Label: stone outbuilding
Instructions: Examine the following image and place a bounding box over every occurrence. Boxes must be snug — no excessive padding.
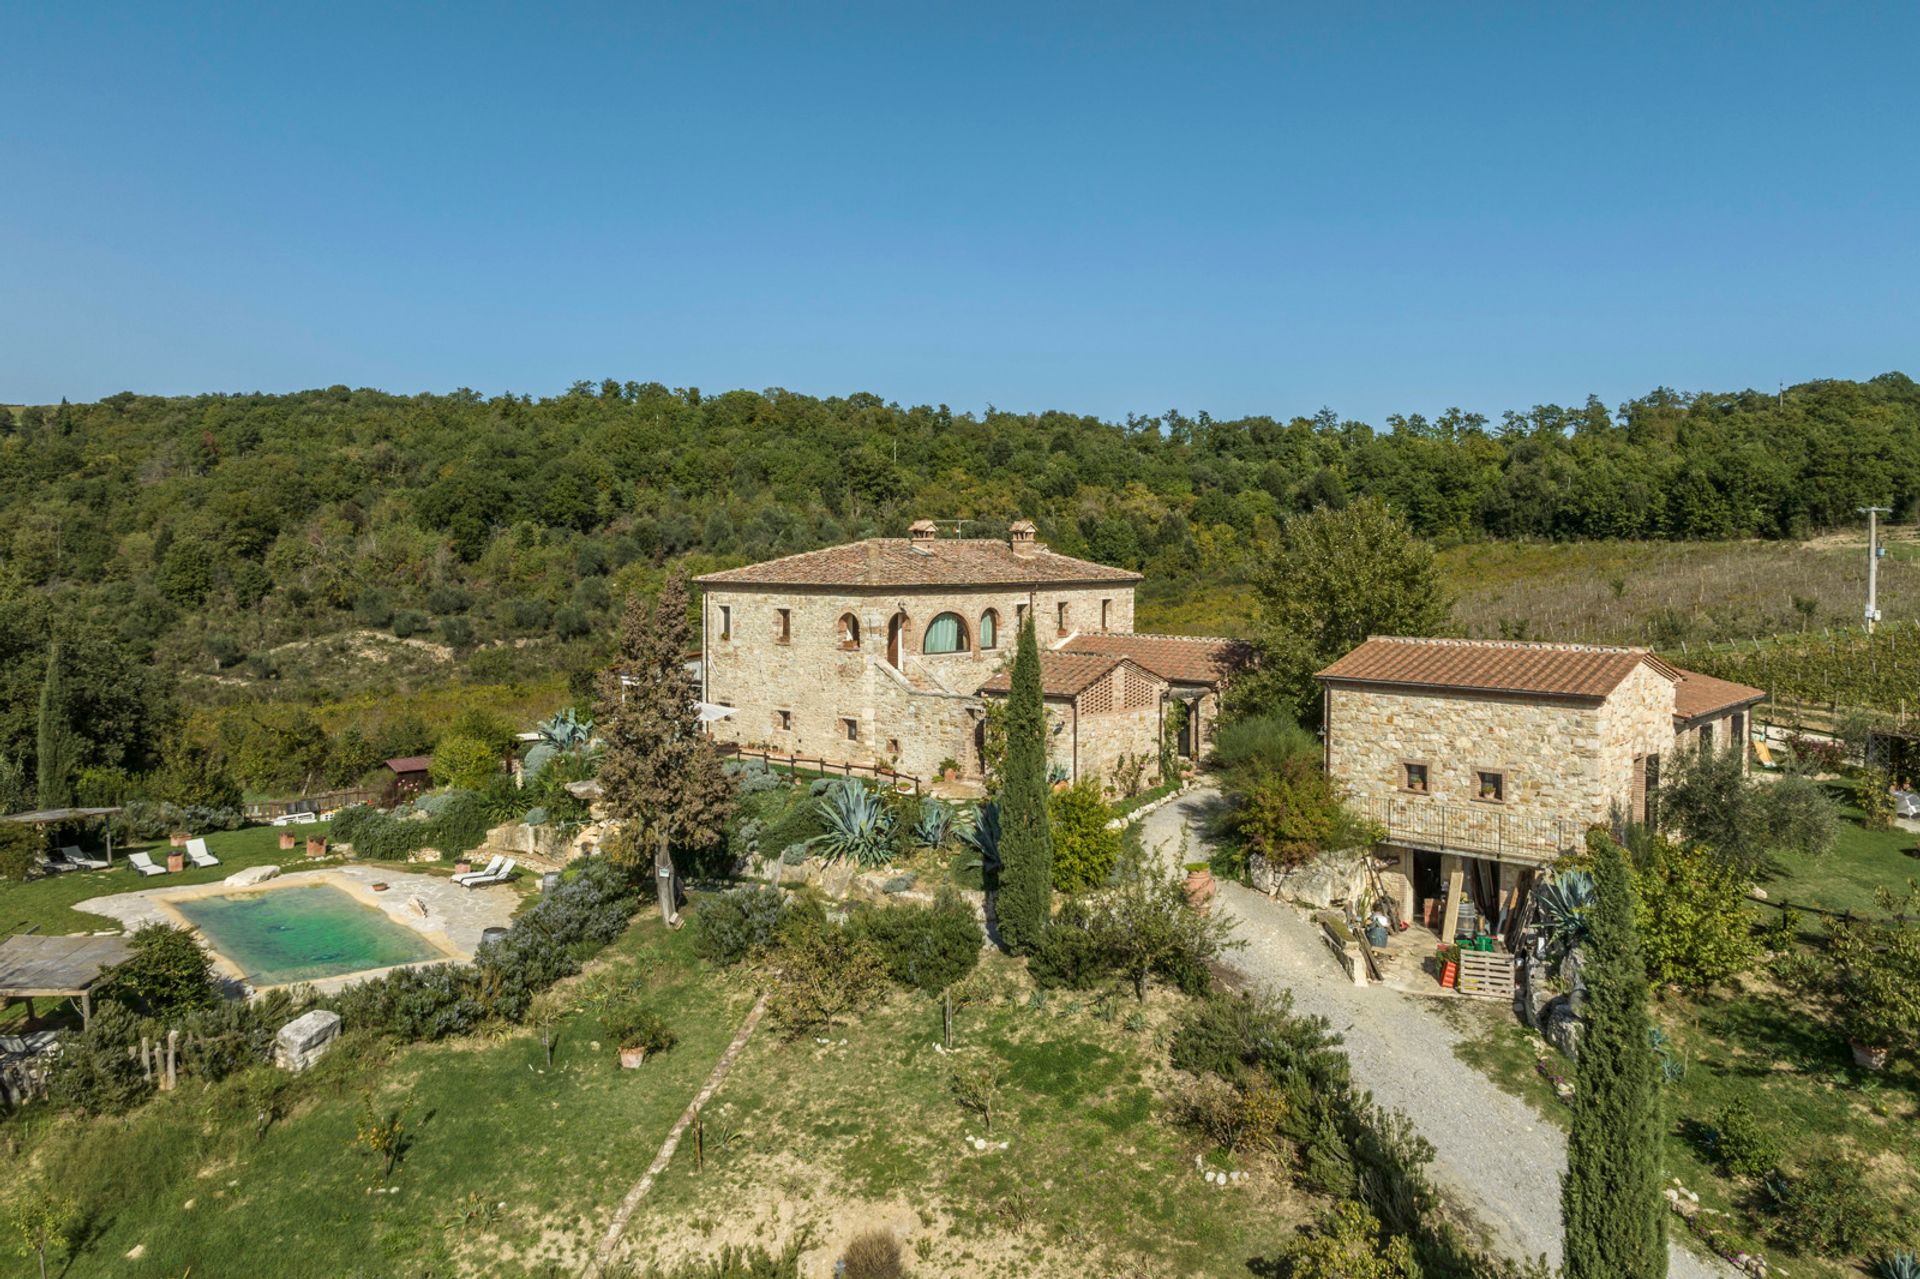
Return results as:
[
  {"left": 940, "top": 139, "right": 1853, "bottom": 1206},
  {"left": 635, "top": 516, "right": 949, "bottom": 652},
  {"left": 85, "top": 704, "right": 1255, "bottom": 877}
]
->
[
  {"left": 1316, "top": 636, "right": 1765, "bottom": 943},
  {"left": 976, "top": 652, "right": 1169, "bottom": 789}
]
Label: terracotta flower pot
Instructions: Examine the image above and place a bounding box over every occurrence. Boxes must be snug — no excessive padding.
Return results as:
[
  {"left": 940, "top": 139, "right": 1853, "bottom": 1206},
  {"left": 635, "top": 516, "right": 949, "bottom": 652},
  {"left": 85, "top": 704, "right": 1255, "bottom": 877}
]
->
[
  {"left": 618, "top": 1046, "right": 648, "bottom": 1069},
  {"left": 305, "top": 837, "right": 328, "bottom": 858},
  {"left": 169, "top": 833, "right": 189, "bottom": 847},
  {"left": 453, "top": 860, "right": 473, "bottom": 876},
  {"left": 1851, "top": 1042, "right": 1890, "bottom": 1071},
  {"left": 278, "top": 832, "right": 297, "bottom": 850},
  {"left": 166, "top": 851, "right": 185, "bottom": 874},
  {"left": 1184, "top": 867, "right": 1216, "bottom": 911}
]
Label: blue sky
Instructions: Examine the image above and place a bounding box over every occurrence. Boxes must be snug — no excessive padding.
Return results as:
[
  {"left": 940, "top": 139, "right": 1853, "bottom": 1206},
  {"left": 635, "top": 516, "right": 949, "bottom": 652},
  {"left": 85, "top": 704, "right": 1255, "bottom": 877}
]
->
[{"left": 2, "top": 2, "right": 1914, "bottom": 424}]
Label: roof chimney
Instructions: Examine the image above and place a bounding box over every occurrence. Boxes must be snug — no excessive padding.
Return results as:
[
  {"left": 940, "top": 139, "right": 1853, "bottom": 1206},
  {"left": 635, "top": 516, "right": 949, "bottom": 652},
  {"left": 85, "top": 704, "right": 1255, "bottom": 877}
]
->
[
  {"left": 1008, "top": 519, "right": 1039, "bottom": 555},
  {"left": 908, "top": 519, "right": 938, "bottom": 543}
]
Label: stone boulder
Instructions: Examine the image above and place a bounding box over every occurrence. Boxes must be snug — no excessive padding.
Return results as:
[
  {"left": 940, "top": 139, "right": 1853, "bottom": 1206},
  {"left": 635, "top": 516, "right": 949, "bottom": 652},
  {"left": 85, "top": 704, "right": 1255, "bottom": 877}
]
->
[
  {"left": 1542, "top": 995, "right": 1584, "bottom": 1061},
  {"left": 1270, "top": 848, "right": 1368, "bottom": 910},
  {"left": 1247, "top": 854, "right": 1279, "bottom": 897},
  {"left": 274, "top": 1010, "right": 343, "bottom": 1072},
  {"left": 225, "top": 864, "right": 282, "bottom": 888}
]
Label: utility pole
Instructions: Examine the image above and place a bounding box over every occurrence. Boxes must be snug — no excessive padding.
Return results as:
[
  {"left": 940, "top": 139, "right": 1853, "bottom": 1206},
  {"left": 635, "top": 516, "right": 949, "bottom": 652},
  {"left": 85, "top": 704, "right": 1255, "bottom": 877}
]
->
[{"left": 1860, "top": 506, "right": 1892, "bottom": 633}]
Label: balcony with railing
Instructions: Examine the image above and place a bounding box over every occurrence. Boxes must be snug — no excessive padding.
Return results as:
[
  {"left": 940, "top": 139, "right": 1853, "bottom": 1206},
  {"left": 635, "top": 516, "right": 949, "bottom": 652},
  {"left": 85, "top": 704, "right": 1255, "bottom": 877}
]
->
[{"left": 1354, "top": 796, "right": 1586, "bottom": 864}]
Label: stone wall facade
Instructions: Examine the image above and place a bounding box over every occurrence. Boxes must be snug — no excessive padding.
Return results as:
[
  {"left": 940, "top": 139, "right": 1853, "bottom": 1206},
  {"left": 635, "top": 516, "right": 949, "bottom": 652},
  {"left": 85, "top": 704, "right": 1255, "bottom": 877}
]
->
[
  {"left": 701, "top": 580, "right": 1137, "bottom": 783},
  {"left": 1326, "top": 684, "right": 1616, "bottom": 828},
  {"left": 1006, "top": 663, "right": 1171, "bottom": 791}
]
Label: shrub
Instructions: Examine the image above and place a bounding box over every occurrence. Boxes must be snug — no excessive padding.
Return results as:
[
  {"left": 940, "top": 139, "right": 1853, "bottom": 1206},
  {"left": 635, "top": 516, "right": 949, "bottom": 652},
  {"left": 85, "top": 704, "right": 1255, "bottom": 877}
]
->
[
  {"left": 602, "top": 1002, "right": 676, "bottom": 1055},
  {"left": 1049, "top": 779, "right": 1121, "bottom": 891},
  {"left": 840, "top": 1229, "right": 904, "bottom": 1279},
  {"left": 46, "top": 1002, "right": 149, "bottom": 1116},
  {"left": 645, "top": 1244, "right": 802, "bottom": 1278},
  {"left": 105, "top": 923, "right": 220, "bottom": 1017},
  {"left": 692, "top": 885, "right": 792, "bottom": 966},
  {"left": 1178, "top": 1070, "right": 1290, "bottom": 1155},
  {"left": 1220, "top": 754, "right": 1348, "bottom": 869},
  {"left": 0, "top": 820, "right": 35, "bottom": 882},
  {"left": 1274, "top": 1202, "right": 1419, "bottom": 1279},
  {"left": 179, "top": 989, "right": 302, "bottom": 1083},
  {"left": 767, "top": 920, "right": 890, "bottom": 1038},
  {"left": 1636, "top": 835, "right": 1759, "bottom": 992},
  {"left": 1209, "top": 712, "right": 1318, "bottom": 776},
  {"left": 913, "top": 796, "right": 957, "bottom": 849},
  {"left": 811, "top": 779, "right": 895, "bottom": 866},
  {"left": 1170, "top": 991, "right": 1351, "bottom": 1095},
  {"left": 1764, "top": 1153, "right": 1884, "bottom": 1255},
  {"left": 1707, "top": 1098, "right": 1780, "bottom": 1179},
  {"left": 430, "top": 734, "right": 499, "bottom": 790},
  {"left": 848, "top": 889, "right": 982, "bottom": 993},
  {"left": 1784, "top": 733, "right": 1846, "bottom": 774},
  {"left": 1792, "top": 896, "right": 1920, "bottom": 1057},
  {"left": 1027, "top": 902, "right": 1112, "bottom": 991},
  {"left": 118, "top": 800, "right": 244, "bottom": 841}
]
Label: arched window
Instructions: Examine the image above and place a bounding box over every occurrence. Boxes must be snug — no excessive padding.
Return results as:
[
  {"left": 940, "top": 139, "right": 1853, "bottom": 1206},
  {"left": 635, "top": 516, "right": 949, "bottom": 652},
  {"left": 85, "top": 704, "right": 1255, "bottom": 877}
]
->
[
  {"left": 979, "top": 609, "right": 999, "bottom": 650},
  {"left": 923, "top": 612, "right": 969, "bottom": 654},
  {"left": 838, "top": 613, "right": 861, "bottom": 648}
]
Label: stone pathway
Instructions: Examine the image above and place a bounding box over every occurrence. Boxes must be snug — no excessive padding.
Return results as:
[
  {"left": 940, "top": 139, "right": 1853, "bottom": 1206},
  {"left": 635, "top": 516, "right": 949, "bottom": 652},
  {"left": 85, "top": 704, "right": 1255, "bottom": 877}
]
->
[{"left": 1154, "top": 785, "right": 1729, "bottom": 1276}]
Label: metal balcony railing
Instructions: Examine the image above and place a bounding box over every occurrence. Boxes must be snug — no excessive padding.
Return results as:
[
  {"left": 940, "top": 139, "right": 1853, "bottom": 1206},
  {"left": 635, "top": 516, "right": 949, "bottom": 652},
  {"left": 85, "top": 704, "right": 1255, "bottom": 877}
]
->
[{"left": 1356, "top": 796, "right": 1586, "bottom": 864}]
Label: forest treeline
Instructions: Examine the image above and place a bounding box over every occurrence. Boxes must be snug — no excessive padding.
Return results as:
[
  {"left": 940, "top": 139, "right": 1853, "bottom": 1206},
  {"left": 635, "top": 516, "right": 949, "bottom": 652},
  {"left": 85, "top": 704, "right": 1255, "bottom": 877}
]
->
[{"left": 1, "top": 372, "right": 1917, "bottom": 794}]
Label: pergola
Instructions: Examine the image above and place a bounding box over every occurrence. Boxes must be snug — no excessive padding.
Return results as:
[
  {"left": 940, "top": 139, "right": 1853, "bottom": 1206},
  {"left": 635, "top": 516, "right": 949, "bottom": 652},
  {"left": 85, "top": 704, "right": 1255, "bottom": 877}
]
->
[
  {"left": 2, "top": 805, "right": 123, "bottom": 866},
  {"left": 0, "top": 933, "right": 132, "bottom": 1028}
]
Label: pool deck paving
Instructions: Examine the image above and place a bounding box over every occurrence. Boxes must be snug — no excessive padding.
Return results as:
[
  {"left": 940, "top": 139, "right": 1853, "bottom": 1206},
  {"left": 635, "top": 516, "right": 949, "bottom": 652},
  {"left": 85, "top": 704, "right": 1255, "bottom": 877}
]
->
[{"left": 75, "top": 864, "right": 521, "bottom": 993}]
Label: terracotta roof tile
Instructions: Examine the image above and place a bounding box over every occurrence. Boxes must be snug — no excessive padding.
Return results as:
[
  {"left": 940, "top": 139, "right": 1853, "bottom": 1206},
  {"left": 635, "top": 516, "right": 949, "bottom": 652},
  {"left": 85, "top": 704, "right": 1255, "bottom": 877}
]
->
[
  {"left": 694, "top": 538, "right": 1140, "bottom": 590},
  {"left": 1670, "top": 665, "right": 1766, "bottom": 722},
  {"left": 1060, "top": 633, "right": 1251, "bottom": 687},
  {"left": 977, "top": 652, "right": 1146, "bottom": 699},
  {"left": 1315, "top": 637, "right": 1676, "bottom": 700}
]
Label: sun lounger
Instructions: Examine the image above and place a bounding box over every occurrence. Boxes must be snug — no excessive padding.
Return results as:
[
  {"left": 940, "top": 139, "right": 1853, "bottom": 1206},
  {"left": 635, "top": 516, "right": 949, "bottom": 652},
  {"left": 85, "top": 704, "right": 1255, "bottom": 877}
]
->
[
  {"left": 58, "top": 844, "right": 109, "bottom": 870},
  {"left": 1752, "top": 737, "right": 1777, "bottom": 770},
  {"left": 461, "top": 858, "right": 517, "bottom": 889},
  {"left": 36, "top": 854, "right": 75, "bottom": 875},
  {"left": 452, "top": 855, "right": 504, "bottom": 886},
  {"left": 128, "top": 852, "right": 167, "bottom": 877},
  {"left": 185, "top": 838, "right": 220, "bottom": 868}
]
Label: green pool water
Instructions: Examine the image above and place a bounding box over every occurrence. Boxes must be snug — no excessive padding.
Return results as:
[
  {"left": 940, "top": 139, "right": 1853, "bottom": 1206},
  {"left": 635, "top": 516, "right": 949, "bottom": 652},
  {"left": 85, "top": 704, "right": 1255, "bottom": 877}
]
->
[{"left": 172, "top": 885, "right": 443, "bottom": 985}]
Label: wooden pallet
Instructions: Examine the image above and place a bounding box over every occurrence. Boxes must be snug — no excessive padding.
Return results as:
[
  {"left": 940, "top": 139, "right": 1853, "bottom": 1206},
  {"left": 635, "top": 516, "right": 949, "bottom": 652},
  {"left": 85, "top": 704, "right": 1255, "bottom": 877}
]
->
[{"left": 1455, "top": 949, "right": 1516, "bottom": 1000}]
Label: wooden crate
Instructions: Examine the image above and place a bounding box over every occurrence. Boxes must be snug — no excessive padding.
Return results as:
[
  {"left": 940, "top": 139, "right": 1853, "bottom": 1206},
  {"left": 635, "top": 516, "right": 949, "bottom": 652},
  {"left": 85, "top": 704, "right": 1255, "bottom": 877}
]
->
[{"left": 1455, "top": 949, "right": 1516, "bottom": 1000}]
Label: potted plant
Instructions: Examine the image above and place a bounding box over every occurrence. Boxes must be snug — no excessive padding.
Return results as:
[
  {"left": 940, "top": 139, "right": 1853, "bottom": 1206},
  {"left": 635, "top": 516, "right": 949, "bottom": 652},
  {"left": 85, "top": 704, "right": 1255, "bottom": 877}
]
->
[
  {"left": 1184, "top": 860, "right": 1216, "bottom": 911},
  {"left": 169, "top": 831, "right": 190, "bottom": 847},
  {"left": 604, "top": 1003, "right": 676, "bottom": 1069},
  {"left": 305, "top": 836, "right": 328, "bottom": 858},
  {"left": 278, "top": 831, "right": 298, "bottom": 850},
  {"left": 938, "top": 756, "right": 961, "bottom": 784},
  {"left": 166, "top": 848, "right": 186, "bottom": 873},
  {"left": 453, "top": 857, "right": 473, "bottom": 877}
]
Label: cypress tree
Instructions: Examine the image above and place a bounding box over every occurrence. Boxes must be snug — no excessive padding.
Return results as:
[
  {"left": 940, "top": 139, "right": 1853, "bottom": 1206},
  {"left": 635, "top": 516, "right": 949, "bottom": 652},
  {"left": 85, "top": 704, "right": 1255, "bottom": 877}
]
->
[
  {"left": 994, "top": 613, "right": 1053, "bottom": 954},
  {"left": 35, "top": 640, "right": 78, "bottom": 810},
  {"left": 1562, "top": 831, "right": 1666, "bottom": 1279}
]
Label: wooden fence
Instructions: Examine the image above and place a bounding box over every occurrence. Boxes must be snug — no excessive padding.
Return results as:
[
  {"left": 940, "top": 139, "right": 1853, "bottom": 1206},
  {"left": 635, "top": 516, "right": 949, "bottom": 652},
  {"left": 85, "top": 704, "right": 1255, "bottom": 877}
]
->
[
  {"left": 720, "top": 748, "right": 921, "bottom": 795},
  {"left": 241, "top": 788, "right": 380, "bottom": 821}
]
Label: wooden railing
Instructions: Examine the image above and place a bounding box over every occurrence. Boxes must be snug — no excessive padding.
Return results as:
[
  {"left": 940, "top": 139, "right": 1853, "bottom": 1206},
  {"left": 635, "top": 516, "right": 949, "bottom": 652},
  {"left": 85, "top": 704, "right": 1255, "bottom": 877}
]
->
[
  {"left": 1356, "top": 796, "right": 1585, "bottom": 865},
  {"left": 241, "top": 788, "right": 380, "bottom": 820},
  {"left": 719, "top": 747, "right": 921, "bottom": 795}
]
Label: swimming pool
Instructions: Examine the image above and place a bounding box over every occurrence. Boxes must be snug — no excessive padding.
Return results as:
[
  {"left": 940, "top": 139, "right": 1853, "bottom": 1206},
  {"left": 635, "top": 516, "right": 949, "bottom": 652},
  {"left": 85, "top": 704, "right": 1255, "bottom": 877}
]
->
[{"left": 171, "top": 885, "right": 445, "bottom": 985}]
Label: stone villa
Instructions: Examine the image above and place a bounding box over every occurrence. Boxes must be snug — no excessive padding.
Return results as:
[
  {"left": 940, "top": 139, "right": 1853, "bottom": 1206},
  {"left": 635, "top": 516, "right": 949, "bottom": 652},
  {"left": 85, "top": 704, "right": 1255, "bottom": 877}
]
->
[
  {"left": 695, "top": 520, "right": 1241, "bottom": 789},
  {"left": 1315, "top": 636, "right": 1765, "bottom": 941}
]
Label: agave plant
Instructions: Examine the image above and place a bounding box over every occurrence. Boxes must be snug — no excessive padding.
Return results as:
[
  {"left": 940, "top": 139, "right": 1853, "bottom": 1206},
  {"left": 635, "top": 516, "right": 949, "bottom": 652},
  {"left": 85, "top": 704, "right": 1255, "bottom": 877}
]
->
[
  {"left": 914, "top": 797, "right": 957, "bottom": 850},
  {"left": 1532, "top": 869, "right": 1596, "bottom": 965},
  {"left": 523, "top": 708, "right": 597, "bottom": 780},
  {"left": 958, "top": 801, "right": 1002, "bottom": 877},
  {"left": 1878, "top": 1255, "right": 1920, "bottom": 1279},
  {"left": 810, "top": 779, "right": 896, "bottom": 866}
]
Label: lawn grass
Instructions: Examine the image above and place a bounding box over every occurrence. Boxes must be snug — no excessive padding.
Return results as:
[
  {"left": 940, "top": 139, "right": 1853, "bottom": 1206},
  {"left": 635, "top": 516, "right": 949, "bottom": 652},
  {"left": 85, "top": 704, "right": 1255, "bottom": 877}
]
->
[
  {"left": 635, "top": 953, "right": 1311, "bottom": 1277},
  {"left": 1756, "top": 779, "right": 1920, "bottom": 931},
  {"left": 4, "top": 915, "right": 753, "bottom": 1279}
]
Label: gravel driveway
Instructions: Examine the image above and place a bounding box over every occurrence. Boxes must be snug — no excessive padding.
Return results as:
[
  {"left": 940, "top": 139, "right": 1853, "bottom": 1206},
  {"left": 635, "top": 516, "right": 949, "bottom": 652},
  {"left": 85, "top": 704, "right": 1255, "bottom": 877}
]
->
[{"left": 1143, "top": 786, "right": 1728, "bottom": 1277}]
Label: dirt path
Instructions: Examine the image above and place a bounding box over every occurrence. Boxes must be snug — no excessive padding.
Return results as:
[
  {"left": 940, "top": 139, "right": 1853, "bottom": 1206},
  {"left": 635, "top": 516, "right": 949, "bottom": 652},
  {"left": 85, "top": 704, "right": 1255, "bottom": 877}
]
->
[{"left": 1159, "top": 787, "right": 1728, "bottom": 1276}]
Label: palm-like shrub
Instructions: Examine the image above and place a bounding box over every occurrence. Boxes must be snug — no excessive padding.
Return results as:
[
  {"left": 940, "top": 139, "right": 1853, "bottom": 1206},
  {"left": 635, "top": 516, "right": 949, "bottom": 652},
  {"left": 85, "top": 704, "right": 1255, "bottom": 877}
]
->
[
  {"left": 958, "top": 800, "right": 1002, "bottom": 876},
  {"left": 811, "top": 780, "right": 896, "bottom": 866},
  {"left": 914, "top": 797, "right": 957, "bottom": 849},
  {"left": 1533, "top": 869, "right": 1595, "bottom": 965},
  {"left": 1877, "top": 1254, "right": 1920, "bottom": 1279}
]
